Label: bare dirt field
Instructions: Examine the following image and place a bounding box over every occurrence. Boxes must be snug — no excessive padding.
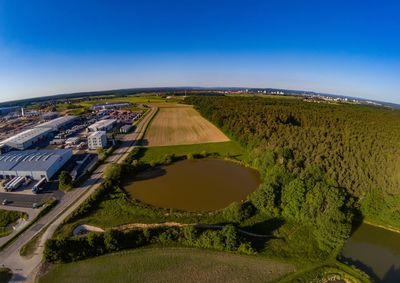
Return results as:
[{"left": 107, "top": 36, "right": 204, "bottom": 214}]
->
[{"left": 144, "top": 106, "right": 230, "bottom": 146}]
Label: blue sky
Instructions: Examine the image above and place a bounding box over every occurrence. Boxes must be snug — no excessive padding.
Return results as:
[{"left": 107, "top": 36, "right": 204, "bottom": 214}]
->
[{"left": 0, "top": 0, "right": 399, "bottom": 103}]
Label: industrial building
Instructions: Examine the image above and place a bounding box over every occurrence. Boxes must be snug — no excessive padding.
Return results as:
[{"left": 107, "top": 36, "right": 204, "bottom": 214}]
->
[
  {"left": 0, "top": 127, "right": 53, "bottom": 150},
  {"left": 88, "top": 119, "right": 116, "bottom": 132},
  {"left": 120, "top": 124, "right": 133, "bottom": 133},
  {"left": 87, "top": 131, "right": 107, "bottom": 149},
  {"left": 35, "top": 115, "right": 79, "bottom": 131},
  {"left": 0, "top": 149, "right": 72, "bottom": 181},
  {"left": 0, "top": 106, "right": 22, "bottom": 117},
  {"left": 42, "top": 112, "right": 59, "bottom": 120}
]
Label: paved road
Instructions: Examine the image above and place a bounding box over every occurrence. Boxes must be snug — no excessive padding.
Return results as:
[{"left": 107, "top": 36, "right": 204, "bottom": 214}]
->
[{"left": 0, "top": 106, "right": 158, "bottom": 282}]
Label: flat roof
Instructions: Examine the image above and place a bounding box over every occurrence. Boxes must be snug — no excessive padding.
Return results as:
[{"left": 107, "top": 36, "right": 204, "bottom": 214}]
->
[
  {"left": 0, "top": 127, "right": 52, "bottom": 146},
  {"left": 0, "top": 149, "right": 72, "bottom": 172},
  {"left": 35, "top": 116, "right": 78, "bottom": 129},
  {"left": 89, "top": 119, "right": 117, "bottom": 129},
  {"left": 88, "top": 131, "right": 106, "bottom": 138}
]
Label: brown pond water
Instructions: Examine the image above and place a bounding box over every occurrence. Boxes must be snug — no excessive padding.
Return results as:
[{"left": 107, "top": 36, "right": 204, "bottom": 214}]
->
[
  {"left": 124, "top": 159, "right": 260, "bottom": 212},
  {"left": 341, "top": 223, "right": 400, "bottom": 282}
]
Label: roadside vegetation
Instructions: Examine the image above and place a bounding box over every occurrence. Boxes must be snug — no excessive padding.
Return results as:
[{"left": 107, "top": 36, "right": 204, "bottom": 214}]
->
[
  {"left": 0, "top": 209, "right": 27, "bottom": 238},
  {"left": 0, "top": 268, "right": 12, "bottom": 283}
]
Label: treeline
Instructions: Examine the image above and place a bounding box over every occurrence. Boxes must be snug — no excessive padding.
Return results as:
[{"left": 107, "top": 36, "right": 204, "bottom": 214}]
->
[
  {"left": 44, "top": 224, "right": 254, "bottom": 263},
  {"left": 186, "top": 96, "right": 400, "bottom": 227}
]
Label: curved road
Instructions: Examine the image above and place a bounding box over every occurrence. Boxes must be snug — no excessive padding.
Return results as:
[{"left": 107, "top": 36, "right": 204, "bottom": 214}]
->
[{"left": 0, "top": 106, "right": 158, "bottom": 283}]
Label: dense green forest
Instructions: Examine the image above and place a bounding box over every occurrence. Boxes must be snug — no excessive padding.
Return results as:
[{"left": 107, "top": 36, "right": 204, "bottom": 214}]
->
[{"left": 186, "top": 96, "right": 400, "bottom": 228}]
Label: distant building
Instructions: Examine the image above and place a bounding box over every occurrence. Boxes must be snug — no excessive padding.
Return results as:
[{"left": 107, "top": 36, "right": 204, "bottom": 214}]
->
[
  {"left": 88, "top": 119, "right": 117, "bottom": 132},
  {"left": 42, "top": 112, "right": 59, "bottom": 120},
  {"left": 87, "top": 131, "right": 107, "bottom": 150},
  {"left": 91, "top": 103, "right": 130, "bottom": 111},
  {"left": 0, "top": 127, "right": 53, "bottom": 150},
  {"left": 0, "top": 106, "right": 22, "bottom": 117},
  {"left": 35, "top": 116, "right": 79, "bottom": 131},
  {"left": 120, "top": 124, "right": 133, "bottom": 133},
  {"left": 0, "top": 149, "right": 72, "bottom": 181}
]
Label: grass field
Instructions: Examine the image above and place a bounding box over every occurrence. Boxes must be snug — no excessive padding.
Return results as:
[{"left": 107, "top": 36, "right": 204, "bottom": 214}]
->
[
  {"left": 144, "top": 106, "right": 230, "bottom": 146},
  {"left": 138, "top": 142, "right": 244, "bottom": 163},
  {"left": 39, "top": 247, "right": 295, "bottom": 283}
]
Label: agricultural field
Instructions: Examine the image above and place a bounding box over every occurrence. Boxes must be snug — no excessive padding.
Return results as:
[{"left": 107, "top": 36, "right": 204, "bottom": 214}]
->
[
  {"left": 39, "top": 247, "right": 295, "bottom": 283},
  {"left": 144, "top": 106, "right": 230, "bottom": 146}
]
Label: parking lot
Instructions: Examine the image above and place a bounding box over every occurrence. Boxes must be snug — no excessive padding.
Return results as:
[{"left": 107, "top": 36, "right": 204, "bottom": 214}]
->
[
  {"left": 0, "top": 181, "right": 61, "bottom": 208},
  {"left": 0, "top": 192, "right": 53, "bottom": 208}
]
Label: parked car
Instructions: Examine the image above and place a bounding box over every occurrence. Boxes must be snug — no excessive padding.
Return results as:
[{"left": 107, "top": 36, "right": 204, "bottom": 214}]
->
[
  {"left": 32, "top": 202, "right": 41, "bottom": 209},
  {"left": 2, "top": 199, "right": 10, "bottom": 205}
]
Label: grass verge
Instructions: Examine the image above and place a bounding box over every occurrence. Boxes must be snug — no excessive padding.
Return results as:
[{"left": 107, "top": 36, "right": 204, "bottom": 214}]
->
[
  {"left": 20, "top": 228, "right": 46, "bottom": 258},
  {"left": 139, "top": 141, "right": 244, "bottom": 164}
]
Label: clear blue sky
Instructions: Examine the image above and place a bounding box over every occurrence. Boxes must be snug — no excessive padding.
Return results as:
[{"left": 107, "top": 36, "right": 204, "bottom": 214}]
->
[{"left": 0, "top": 0, "right": 399, "bottom": 103}]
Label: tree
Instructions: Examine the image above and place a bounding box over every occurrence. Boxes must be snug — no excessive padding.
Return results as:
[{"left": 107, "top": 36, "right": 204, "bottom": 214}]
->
[
  {"left": 104, "top": 230, "right": 121, "bottom": 252},
  {"left": 222, "top": 225, "right": 238, "bottom": 251},
  {"left": 104, "top": 164, "right": 123, "bottom": 181},
  {"left": 281, "top": 179, "right": 306, "bottom": 220},
  {"left": 59, "top": 171, "right": 73, "bottom": 191}
]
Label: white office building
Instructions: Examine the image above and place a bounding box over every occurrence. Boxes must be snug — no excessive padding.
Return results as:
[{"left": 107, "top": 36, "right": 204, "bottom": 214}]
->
[
  {"left": 88, "top": 119, "right": 116, "bottom": 132},
  {"left": 87, "top": 131, "right": 107, "bottom": 150}
]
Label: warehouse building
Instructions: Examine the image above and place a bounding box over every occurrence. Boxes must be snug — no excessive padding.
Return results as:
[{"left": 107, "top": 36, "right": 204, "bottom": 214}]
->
[
  {"left": 35, "top": 115, "right": 79, "bottom": 131},
  {"left": 0, "top": 127, "right": 53, "bottom": 150},
  {"left": 0, "top": 106, "right": 22, "bottom": 117},
  {"left": 88, "top": 119, "right": 116, "bottom": 132},
  {"left": 0, "top": 149, "right": 72, "bottom": 181},
  {"left": 87, "top": 131, "right": 107, "bottom": 150}
]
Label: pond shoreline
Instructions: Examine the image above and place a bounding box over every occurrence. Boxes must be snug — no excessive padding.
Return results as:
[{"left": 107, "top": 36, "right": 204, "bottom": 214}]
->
[{"left": 363, "top": 219, "right": 400, "bottom": 235}]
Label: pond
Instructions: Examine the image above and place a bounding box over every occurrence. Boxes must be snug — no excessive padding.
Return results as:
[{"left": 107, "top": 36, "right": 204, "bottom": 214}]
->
[
  {"left": 124, "top": 159, "right": 260, "bottom": 212},
  {"left": 341, "top": 222, "right": 400, "bottom": 283}
]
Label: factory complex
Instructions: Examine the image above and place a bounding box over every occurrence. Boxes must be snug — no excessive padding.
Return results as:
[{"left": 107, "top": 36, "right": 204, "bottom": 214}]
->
[{"left": 0, "top": 102, "right": 144, "bottom": 195}]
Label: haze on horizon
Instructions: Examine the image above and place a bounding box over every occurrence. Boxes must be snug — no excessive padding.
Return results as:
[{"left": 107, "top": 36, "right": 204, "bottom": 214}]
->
[{"left": 0, "top": 0, "right": 399, "bottom": 104}]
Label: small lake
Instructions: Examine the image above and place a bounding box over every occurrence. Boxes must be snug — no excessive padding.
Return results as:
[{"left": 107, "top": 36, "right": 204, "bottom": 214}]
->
[
  {"left": 124, "top": 159, "right": 260, "bottom": 212},
  {"left": 341, "top": 223, "right": 400, "bottom": 282}
]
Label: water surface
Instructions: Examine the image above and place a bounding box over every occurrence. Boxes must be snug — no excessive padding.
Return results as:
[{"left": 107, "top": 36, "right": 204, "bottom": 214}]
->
[
  {"left": 124, "top": 159, "right": 260, "bottom": 211},
  {"left": 341, "top": 223, "right": 400, "bottom": 282}
]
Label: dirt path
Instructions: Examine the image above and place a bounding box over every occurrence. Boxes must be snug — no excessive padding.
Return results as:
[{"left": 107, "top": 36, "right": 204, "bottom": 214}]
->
[{"left": 74, "top": 222, "right": 273, "bottom": 239}]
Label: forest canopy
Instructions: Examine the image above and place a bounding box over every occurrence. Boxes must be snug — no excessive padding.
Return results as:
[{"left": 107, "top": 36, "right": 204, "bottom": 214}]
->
[{"left": 186, "top": 96, "right": 400, "bottom": 228}]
